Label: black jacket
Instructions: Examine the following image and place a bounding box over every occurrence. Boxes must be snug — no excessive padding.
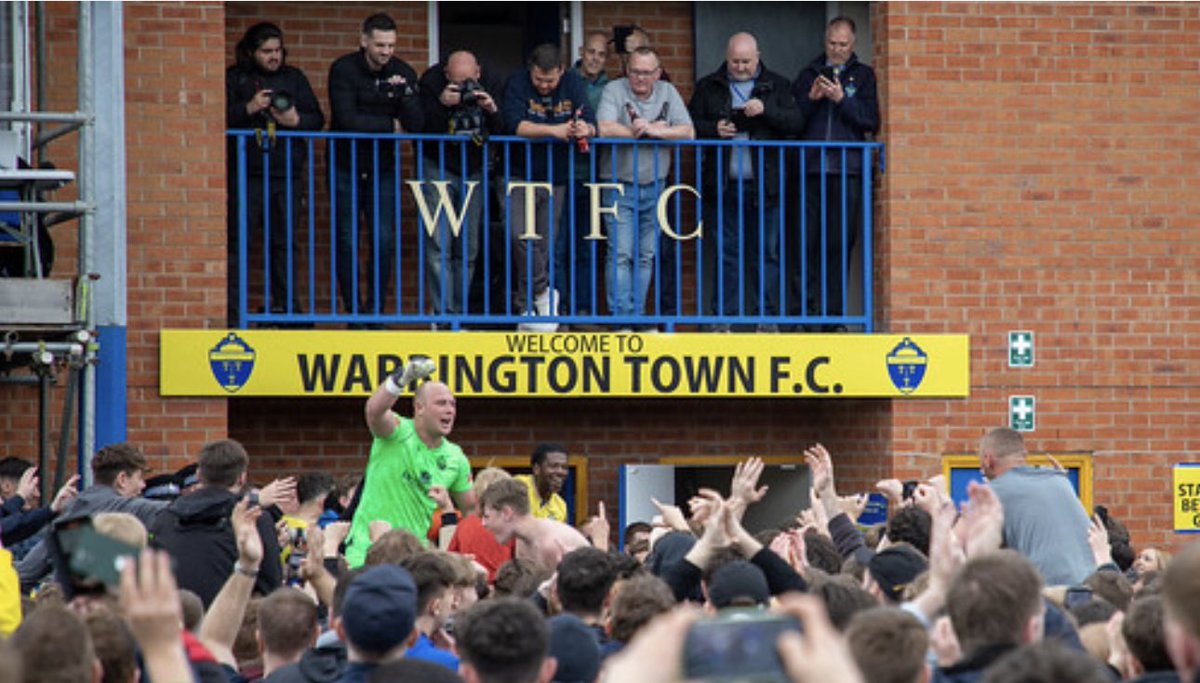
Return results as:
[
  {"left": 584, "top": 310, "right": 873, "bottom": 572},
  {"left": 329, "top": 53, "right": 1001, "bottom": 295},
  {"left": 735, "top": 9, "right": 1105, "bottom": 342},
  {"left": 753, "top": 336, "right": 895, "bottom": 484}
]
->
[
  {"left": 790, "top": 52, "right": 879, "bottom": 175},
  {"left": 328, "top": 50, "right": 423, "bottom": 173},
  {"left": 262, "top": 640, "right": 346, "bottom": 683},
  {"left": 148, "top": 486, "right": 282, "bottom": 608},
  {"left": 226, "top": 63, "right": 325, "bottom": 178},
  {"left": 689, "top": 61, "right": 802, "bottom": 200},
  {"left": 416, "top": 62, "right": 505, "bottom": 175},
  {"left": 662, "top": 547, "right": 808, "bottom": 604}
]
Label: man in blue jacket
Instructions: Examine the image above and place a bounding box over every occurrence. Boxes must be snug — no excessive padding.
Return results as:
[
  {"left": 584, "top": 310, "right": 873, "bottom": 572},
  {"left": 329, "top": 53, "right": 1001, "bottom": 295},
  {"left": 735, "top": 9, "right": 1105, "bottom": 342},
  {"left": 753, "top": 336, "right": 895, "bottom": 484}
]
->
[
  {"left": 502, "top": 44, "right": 595, "bottom": 332},
  {"left": 791, "top": 16, "right": 879, "bottom": 330}
]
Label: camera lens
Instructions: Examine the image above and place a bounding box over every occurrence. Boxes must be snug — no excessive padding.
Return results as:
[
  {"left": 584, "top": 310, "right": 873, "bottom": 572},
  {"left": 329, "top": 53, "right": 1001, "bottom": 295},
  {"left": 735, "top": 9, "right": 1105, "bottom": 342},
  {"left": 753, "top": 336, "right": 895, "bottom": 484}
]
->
[{"left": 270, "top": 90, "right": 294, "bottom": 112}]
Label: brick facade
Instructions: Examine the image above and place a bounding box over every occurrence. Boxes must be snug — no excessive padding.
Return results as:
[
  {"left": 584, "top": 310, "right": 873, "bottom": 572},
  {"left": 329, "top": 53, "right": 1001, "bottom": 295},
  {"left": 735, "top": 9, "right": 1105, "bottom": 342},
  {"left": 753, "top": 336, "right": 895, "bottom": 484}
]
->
[{"left": 5, "top": 2, "right": 1196, "bottom": 552}]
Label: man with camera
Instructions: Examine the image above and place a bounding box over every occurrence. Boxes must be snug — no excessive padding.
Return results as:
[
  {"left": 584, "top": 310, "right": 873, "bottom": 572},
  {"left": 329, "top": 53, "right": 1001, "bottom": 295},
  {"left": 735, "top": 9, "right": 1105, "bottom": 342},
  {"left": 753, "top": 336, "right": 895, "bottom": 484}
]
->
[
  {"left": 328, "top": 13, "right": 424, "bottom": 324},
  {"left": 791, "top": 16, "right": 879, "bottom": 331},
  {"left": 415, "top": 50, "right": 504, "bottom": 320},
  {"left": 689, "top": 32, "right": 802, "bottom": 332},
  {"left": 225, "top": 22, "right": 324, "bottom": 325}
]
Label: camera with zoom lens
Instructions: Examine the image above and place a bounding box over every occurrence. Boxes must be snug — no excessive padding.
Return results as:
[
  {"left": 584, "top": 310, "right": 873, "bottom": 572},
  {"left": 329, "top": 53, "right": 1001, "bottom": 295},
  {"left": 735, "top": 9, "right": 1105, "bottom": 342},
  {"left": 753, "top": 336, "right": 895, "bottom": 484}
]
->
[
  {"left": 269, "top": 89, "right": 294, "bottom": 113},
  {"left": 458, "top": 78, "right": 484, "bottom": 108}
]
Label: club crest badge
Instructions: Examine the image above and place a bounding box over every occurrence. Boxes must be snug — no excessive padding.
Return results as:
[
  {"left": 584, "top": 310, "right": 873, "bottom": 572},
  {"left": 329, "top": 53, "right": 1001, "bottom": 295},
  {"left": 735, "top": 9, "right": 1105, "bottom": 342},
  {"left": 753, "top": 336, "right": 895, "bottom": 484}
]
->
[
  {"left": 886, "top": 337, "right": 927, "bottom": 395},
  {"left": 208, "top": 333, "right": 256, "bottom": 393}
]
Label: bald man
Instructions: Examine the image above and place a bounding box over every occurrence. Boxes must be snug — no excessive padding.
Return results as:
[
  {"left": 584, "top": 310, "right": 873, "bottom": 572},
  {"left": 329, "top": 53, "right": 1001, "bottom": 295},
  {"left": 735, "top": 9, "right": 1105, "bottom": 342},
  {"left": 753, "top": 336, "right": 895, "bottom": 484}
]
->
[
  {"left": 689, "top": 32, "right": 802, "bottom": 331},
  {"left": 345, "top": 359, "right": 475, "bottom": 567},
  {"left": 416, "top": 50, "right": 504, "bottom": 319}
]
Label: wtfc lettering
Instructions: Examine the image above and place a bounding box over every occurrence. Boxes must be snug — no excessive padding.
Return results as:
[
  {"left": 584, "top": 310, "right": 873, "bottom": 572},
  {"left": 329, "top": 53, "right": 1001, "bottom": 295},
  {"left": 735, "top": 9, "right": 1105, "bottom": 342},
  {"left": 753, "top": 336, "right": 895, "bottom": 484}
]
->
[{"left": 404, "top": 180, "right": 704, "bottom": 241}]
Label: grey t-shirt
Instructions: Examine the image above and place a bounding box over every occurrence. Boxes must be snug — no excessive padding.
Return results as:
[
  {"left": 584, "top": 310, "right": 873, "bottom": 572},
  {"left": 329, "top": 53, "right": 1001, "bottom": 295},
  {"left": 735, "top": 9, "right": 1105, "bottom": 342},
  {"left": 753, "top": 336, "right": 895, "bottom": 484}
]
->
[
  {"left": 989, "top": 466, "right": 1096, "bottom": 586},
  {"left": 596, "top": 78, "right": 692, "bottom": 183}
]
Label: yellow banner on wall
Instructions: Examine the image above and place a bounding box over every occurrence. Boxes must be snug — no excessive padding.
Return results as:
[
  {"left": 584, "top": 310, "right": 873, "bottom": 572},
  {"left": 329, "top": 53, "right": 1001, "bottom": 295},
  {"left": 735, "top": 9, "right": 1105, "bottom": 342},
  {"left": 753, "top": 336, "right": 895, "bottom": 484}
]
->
[
  {"left": 1174, "top": 465, "right": 1200, "bottom": 533},
  {"left": 160, "top": 330, "right": 969, "bottom": 399}
]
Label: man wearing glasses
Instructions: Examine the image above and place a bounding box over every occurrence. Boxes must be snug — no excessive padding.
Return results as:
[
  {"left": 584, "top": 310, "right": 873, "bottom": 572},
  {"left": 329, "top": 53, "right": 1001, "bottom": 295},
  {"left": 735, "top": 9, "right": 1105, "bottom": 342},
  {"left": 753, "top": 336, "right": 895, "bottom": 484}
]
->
[{"left": 596, "top": 47, "right": 693, "bottom": 327}]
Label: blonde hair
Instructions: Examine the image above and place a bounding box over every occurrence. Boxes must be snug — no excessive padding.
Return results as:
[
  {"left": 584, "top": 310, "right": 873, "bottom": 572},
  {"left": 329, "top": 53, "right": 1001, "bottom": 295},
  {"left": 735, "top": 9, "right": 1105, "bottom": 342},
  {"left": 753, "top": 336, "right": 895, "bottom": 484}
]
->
[
  {"left": 472, "top": 467, "right": 512, "bottom": 500},
  {"left": 93, "top": 512, "right": 148, "bottom": 549}
]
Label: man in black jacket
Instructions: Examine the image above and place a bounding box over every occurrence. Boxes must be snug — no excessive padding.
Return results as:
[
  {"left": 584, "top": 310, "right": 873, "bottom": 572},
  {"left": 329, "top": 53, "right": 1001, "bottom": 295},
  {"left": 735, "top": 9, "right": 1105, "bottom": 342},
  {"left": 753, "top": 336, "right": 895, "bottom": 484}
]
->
[
  {"left": 415, "top": 50, "right": 504, "bottom": 319},
  {"left": 328, "top": 13, "right": 424, "bottom": 322},
  {"left": 791, "top": 16, "right": 880, "bottom": 329},
  {"left": 149, "top": 439, "right": 285, "bottom": 608},
  {"left": 226, "top": 22, "right": 324, "bottom": 324},
  {"left": 689, "top": 33, "right": 802, "bottom": 331}
]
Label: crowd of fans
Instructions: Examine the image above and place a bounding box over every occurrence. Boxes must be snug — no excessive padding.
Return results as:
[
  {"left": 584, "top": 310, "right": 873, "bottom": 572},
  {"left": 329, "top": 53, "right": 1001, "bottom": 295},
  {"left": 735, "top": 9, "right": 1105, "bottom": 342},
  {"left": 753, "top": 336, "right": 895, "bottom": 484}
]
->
[{"left": 0, "top": 420, "right": 1192, "bottom": 683}]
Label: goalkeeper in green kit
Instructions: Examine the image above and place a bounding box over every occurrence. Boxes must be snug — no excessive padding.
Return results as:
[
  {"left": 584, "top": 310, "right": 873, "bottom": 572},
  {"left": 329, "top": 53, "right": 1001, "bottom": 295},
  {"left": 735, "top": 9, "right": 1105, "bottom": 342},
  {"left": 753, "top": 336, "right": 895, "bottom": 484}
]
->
[{"left": 344, "top": 356, "right": 475, "bottom": 567}]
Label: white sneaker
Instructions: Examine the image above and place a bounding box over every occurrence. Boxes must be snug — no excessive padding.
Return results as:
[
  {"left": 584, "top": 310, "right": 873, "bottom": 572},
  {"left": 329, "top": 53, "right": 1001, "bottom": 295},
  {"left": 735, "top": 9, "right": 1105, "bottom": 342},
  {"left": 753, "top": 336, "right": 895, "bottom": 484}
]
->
[{"left": 520, "top": 289, "right": 559, "bottom": 332}]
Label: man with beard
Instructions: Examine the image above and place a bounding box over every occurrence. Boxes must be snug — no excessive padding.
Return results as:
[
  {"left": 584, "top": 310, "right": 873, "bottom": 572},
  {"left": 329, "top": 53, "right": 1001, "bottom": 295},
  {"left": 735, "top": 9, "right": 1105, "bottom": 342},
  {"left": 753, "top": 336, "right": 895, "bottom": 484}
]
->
[
  {"left": 344, "top": 358, "right": 475, "bottom": 567},
  {"left": 514, "top": 444, "right": 569, "bottom": 523},
  {"left": 225, "top": 22, "right": 324, "bottom": 323}
]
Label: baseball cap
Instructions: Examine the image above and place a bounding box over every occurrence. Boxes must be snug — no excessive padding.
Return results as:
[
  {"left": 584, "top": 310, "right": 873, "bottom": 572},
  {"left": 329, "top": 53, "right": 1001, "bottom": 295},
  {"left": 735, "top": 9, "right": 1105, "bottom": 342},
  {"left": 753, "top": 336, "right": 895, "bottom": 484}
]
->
[
  {"left": 341, "top": 564, "right": 418, "bottom": 654},
  {"left": 867, "top": 545, "right": 928, "bottom": 603},
  {"left": 548, "top": 614, "right": 601, "bottom": 683},
  {"left": 707, "top": 560, "right": 770, "bottom": 609}
]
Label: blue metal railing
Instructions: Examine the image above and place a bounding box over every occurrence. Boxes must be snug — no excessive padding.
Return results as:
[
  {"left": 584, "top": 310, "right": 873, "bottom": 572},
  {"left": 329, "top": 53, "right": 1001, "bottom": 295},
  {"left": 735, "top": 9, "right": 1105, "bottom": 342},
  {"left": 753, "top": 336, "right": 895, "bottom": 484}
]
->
[{"left": 229, "top": 130, "right": 883, "bottom": 331}]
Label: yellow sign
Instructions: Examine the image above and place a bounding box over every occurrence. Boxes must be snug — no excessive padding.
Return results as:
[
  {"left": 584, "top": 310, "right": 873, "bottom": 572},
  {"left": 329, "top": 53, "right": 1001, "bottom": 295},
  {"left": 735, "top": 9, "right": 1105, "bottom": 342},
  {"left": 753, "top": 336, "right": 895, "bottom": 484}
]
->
[
  {"left": 160, "top": 330, "right": 970, "bottom": 399},
  {"left": 1174, "top": 465, "right": 1200, "bottom": 533}
]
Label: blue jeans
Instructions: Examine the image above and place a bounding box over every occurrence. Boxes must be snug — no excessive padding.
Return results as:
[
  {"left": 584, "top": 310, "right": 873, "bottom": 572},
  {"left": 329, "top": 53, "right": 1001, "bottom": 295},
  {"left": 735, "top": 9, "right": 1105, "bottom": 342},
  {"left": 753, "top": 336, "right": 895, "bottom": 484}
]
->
[
  {"left": 605, "top": 180, "right": 662, "bottom": 318},
  {"left": 705, "top": 184, "right": 782, "bottom": 317},
  {"left": 334, "top": 166, "right": 397, "bottom": 316},
  {"left": 420, "top": 171, "right": 482, "bottom": 316}
]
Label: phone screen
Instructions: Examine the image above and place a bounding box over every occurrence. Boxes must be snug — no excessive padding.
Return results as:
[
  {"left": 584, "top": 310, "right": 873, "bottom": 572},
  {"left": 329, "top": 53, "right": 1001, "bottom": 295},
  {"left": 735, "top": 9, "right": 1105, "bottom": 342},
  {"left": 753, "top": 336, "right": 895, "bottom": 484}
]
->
[{"left": 682, "top": 610, "right": 800, "bottom": 682}]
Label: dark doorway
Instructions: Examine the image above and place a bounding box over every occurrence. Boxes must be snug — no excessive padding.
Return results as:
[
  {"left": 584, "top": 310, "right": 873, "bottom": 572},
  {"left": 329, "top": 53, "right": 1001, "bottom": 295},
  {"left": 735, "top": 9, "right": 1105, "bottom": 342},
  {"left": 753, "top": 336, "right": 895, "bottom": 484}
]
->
[{"left": 438, "top": 2, "right": 562, "bottom": 89}]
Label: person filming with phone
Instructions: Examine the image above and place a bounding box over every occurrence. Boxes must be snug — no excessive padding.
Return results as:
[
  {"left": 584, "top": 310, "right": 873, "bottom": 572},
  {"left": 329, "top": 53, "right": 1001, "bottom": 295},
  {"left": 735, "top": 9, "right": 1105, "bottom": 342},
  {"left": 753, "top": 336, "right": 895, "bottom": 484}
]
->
[{"left": 790, "top": 16, "right": 879, "bottom": 331}]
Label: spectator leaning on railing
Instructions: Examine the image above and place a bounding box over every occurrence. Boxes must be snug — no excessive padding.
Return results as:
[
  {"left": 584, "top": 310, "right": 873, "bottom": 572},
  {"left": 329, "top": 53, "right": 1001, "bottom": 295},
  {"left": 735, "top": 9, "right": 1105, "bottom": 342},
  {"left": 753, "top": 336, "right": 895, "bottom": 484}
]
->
[
  {"left": 689, "top": 31, "right": 802, "bottom": 332},
  {"left": 327, "top": 12, "right": 424, "bottom": 323}
]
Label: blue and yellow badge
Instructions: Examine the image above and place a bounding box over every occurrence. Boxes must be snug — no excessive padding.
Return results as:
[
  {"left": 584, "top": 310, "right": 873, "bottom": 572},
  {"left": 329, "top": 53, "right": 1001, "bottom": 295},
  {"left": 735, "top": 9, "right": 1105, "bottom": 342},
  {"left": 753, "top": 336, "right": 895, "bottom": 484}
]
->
[
  {"left": 886, "top": 337, "right": 927, "bottom": 395},
  {"left": 208, "top": 333, "right": 256, "bottom": 393}
]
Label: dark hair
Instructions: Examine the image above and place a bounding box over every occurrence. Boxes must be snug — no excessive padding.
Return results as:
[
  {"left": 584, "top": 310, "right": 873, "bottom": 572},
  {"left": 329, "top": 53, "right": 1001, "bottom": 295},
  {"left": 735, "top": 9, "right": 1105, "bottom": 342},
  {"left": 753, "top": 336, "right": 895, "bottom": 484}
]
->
[
  {"left": 529, "top": 43, "right": 562, "bottom": 72},
  {"left": 492, "top": 558, "right": 549, "bottom": 599},
  {"left": 1111, "top": 540, "right": 1136, "bottom": 572},
  {"left": 257, "top": 587, "right": 318, "bottom": 659},
  {"left": 622, "top": 521, "right": 652, "bottom": 549},
  {"left": 297, "top": 472, "right": 336, "bottom": 507},
  {"left": 83, "top": 607, "right": 138, "bottom": 683},
  {"left": 947, "top": 551, "right": 1044, "bottom": 653},
  {"left": 1122, "top": 596, "right": 1173, "bottom": 673},
  {"left": 197, "top": 439, "right": 248, "bottom": 488},
  {"left": 332, "top": 567, "right": 368, "bottom": 619},
  {"left": 886, "top": 507, "right": 932, "bottom": 556},
  {"left": 235, "top": 22, "right": 285, "bottom": 71},
  {"left": 609, "top": 550, "right": 646, "bottom": 580},
  {"left": 456, "top": 598, "right": 549, "bottom": 683},
  {"left": 362, "top": 13, "right": 396, "bottom": 35},
  {"left": 828, "top": 16, "right": 857, "bottom": 35},
  {"left": 0, "top": 456, "right": 33, "bottom": 482},
  {"left": 401, "top": 552, "right": 457, "bottom": 616},
  {"left": 609, "top": 574, "right": 676, "bottom": 643},
  {"left": 1083, "top": 569, "right": 1133, "bottom": 611},
  {"left": 531, "top": 443, "right": 567, "bottom": 468},
  {"left": 92, "top": 442, "right": 148, "bottom": 487},
  {"left": 1069, "top": 596, "right": 1117, "bottom": 627},
  {"left": 980, "top": 642, "right": 1113, "bottom": 683},
  {"left": 804, "top": 530, "right": 844, "bottom": 575},
  {"left": 807, "top": 572, "right": 877, "bottom": 632},
  {"left": 556, "top": 547, "right": 616, "bottom": 615},
  {"left": 12, "top": 605, "right": 96, "bottom": 683}
]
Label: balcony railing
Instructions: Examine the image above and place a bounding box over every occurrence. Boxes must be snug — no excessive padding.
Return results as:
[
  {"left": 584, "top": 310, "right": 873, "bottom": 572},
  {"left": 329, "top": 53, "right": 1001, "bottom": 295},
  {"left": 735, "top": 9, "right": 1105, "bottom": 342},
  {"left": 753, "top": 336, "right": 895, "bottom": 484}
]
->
[{"left": 228, "top": 130, "right": 883, "bottom": 332}]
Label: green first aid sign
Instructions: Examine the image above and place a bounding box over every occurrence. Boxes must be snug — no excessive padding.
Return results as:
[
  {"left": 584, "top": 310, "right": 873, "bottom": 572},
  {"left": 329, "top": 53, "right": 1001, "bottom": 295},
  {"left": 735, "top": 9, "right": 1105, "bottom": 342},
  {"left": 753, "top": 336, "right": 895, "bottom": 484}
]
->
[{"left": 1010, "top": 395, "right": 1035, "bottom": 432}]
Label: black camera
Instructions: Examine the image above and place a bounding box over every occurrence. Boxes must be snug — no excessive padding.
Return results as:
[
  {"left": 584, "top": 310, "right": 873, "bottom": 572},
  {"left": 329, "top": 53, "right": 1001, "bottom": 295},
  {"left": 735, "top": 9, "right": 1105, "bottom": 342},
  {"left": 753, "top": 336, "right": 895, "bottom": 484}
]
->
[
  {"left": 459, "top": 78, "right": 483, "bottom": 107},
  {"left": 376, "top": 76, "right": 415, "bottom": 98},
  {"left": 269, "top": 89, "right": 294, "bottom": 113}
]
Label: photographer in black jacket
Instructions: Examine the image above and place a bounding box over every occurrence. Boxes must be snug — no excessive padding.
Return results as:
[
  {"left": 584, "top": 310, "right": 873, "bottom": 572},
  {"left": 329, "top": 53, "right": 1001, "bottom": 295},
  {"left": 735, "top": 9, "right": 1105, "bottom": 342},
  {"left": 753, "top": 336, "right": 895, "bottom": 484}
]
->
[
  {"left": 415, "top": 50, "right": 504, "bottom": 319},
  {"left": 225, "top": 22, "right": 324, "bottom": 324},
  {"left": 689, "top": 32, "right": 802, "bottom": 331},
  {"left": 328, "top": 13, "right": 424, "bottom": 323}
]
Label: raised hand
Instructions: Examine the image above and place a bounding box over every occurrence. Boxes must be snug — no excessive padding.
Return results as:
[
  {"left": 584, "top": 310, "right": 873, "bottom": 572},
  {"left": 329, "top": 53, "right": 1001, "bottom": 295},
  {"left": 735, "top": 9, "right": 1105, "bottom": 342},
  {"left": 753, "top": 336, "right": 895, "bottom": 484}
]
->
[
  {"left": 959, "top": 481, "right": 1004, "bottom": 557},
  {"left": 650, "top": 497, "right": 690, "bottom": 532},
  {"left": 804, "top": 444, "right": 835, "bottom": 497},
  {"left": 731, "top": 457, "right": 769, "bottom": 512}
]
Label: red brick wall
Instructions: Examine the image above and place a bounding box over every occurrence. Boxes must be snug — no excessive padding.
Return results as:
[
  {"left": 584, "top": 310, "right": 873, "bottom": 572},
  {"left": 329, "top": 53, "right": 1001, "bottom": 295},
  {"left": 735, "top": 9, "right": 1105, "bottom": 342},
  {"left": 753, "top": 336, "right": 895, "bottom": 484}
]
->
[{"left": 875, "top": 2, "right": 1200, "bottom": 551}]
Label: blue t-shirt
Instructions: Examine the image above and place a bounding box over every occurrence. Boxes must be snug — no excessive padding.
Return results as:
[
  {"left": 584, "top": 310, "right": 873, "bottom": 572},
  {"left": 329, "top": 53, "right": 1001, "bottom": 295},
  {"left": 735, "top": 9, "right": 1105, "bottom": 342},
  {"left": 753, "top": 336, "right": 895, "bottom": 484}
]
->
[{"left": 405, "top": 633, "right": 460, "bottom": 671}]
